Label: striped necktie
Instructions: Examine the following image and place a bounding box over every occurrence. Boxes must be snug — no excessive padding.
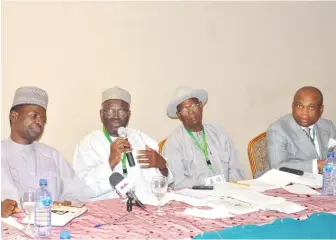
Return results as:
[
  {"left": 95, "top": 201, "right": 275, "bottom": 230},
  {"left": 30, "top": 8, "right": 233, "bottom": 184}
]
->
[{"left": 303, "top": 127, "right": 315, "bottom": 146}]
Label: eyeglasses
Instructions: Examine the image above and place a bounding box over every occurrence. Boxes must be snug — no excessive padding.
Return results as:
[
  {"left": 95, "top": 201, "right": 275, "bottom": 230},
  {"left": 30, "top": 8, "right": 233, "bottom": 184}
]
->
[
  {"left": 102, "top": 108, "right": 129, "bottom": 118},
  {"left": 178, "top": 103, "right": 201, "bottom": 116}
]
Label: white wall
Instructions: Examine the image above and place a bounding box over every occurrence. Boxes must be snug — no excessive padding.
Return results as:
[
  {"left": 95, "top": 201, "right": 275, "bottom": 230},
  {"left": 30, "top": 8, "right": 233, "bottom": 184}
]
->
[{"left": 2, "top": 2, "right": 336, "bottom": 179}]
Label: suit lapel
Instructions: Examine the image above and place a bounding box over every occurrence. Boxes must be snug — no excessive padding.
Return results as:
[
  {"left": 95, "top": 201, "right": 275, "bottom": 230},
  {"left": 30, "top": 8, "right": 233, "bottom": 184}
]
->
[
  {"left": 288, "top": 116, "right": 319, "bottom": 159},
  {"left": 316, "top": 120, "right": 329, "bottom": 159}
]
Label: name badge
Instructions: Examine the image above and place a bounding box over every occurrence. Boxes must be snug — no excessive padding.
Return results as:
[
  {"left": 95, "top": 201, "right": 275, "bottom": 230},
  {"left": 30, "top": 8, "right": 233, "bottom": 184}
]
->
[{"left": 204, "top": 174, "right": 226, "bottom": 186}]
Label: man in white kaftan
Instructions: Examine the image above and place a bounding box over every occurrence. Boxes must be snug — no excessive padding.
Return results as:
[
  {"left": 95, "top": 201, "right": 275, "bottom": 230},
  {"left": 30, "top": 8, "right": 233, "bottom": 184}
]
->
[
  {"left": 1, "top": 87, "right": 88, "bottom": 218},
  {"left": 73, "top": 86, "right": 173, "bottom": 202}
]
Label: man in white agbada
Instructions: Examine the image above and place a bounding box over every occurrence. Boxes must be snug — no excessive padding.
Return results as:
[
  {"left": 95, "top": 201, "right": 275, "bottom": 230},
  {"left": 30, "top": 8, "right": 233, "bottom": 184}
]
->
[
  {"left": 73, "top": 86, "right": 173, "bottom": 201},
  {"left": 163, "top": 86, "right": 246, "bottom": 189},
  {"left": 1, "top": 87, "right": 88, "bottom": 218}
]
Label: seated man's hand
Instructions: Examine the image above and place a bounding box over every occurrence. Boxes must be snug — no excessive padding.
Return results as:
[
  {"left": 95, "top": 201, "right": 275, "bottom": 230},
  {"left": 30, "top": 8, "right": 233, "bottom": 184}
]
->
[
  {"left": 137, "top": 145, "right": 168, "bottom": 176},
  {"left": 137, "top": 145, "right": 167, "bottom": 170},
  {"left": 1, "top": 199, "right": 20, "bottom": 218},
  {"left": 53, "top": 200, "right": 72, "bottom": 207}
]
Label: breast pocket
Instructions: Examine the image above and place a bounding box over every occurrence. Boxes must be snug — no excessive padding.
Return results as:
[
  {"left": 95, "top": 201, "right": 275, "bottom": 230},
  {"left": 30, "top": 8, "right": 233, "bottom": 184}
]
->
[
  {"left": 219, "top": 153, "right": 230, "bottom": 177},
  {"left": 220, "top": 153, "right": 230, "bottom": 165},
  {"left": 38, "top": 154, "right": 59, "bottom": 178},
  {"left": 183, "top": 158, "right": 198, "bottom": 178}
]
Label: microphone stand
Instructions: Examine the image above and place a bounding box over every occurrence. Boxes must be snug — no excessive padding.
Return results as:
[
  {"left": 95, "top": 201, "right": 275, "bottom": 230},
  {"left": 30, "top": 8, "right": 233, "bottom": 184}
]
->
[
  {"left": 123, "top": 196, "right": 150, "bottom": 223},
  {"left": 94, "top": 197, "right": 150, "bottom": 228},
  {"left": 126, "top": 197, "right": 133, "bottom": 212}
]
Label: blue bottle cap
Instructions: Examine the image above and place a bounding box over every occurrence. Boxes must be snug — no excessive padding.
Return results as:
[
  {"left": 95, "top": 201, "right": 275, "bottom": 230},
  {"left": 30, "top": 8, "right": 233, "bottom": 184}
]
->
[
  {"left": 39, "top": 179, "right": 48, "bottom": 186},
  {"left": 60, "top": 230, "right": 71, "bottom": 239},
  {"left": 327, "top": 152, "right": 335, "bottom": 158}
]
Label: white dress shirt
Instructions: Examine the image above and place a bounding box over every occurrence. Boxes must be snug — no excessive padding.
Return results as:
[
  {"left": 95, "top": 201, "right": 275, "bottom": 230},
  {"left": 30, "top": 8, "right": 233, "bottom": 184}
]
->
[{"left": 301, "top": 125, "right": 320, "bottom": 174}]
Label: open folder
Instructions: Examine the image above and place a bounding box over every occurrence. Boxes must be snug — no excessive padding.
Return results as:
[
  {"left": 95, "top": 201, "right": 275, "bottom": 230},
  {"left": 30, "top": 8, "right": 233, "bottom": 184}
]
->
[{"left": 22, "top": 206, "right": 87, "bottom": 227}]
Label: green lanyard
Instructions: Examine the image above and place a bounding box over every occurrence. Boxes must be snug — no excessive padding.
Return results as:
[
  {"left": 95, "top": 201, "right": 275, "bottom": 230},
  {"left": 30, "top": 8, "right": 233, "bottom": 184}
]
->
[
  {"left": 103, "top": 127, "right": 127, "bottom": 176},
  {"left": 185, "top": 128, "right": 215, "bottom": 174}
]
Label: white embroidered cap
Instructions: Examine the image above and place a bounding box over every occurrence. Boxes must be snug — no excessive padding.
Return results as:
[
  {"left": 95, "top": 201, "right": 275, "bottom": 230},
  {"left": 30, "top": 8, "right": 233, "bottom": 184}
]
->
[
  {"left": 102, "top": 86, "right": 131, "bottom": 105},
  {"left": 12, "top": 86, "right": 48, "bottom": 110}
]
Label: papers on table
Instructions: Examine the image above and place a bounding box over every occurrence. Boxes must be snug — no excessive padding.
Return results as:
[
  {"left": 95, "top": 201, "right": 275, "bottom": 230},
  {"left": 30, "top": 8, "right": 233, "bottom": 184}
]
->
[
  {"left": 170, "top": 182, "right": 306, "bottom": 217},
  {"left": 236, "top": 179, "right": 278, "bottom": 192},
  {"left": 292, "top": 173, "right": 323, "bottom": 189},
  {"left": 168, "top": 189, "right": 217, "bottom": 207},
  {"left": 282, "top": 184, "right": 321, "bottom": 195},
  {"left": 213, "top": 183, "right": 286, "bottom": 205},
  {"left": 2, "top": 216, "right": 25, "bottom": 231},
  {"left": 254, "top": 169, "right": 297, "bottom": 187},
  {"left": 238, "top": 169, "right": 323, "bottom": 192},
  {"left": 206, "top": 197, "right": 260, "bottom": 215},
  {"left": 142, "top": 169, "right": 321, "bottom": 218},
  {"left": 262, "top": 201, "right": 307, "bottom": 214},
  {"left": 1, "top": 216, "right": 35, "bottom": 239},
  {"left": 22, "top": 206, "right": 87, "bottom": 227}
]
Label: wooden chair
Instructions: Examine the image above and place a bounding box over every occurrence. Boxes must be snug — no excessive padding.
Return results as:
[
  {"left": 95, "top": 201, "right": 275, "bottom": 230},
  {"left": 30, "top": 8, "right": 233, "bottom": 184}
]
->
[
  {"left": 158, "top": 138, "right": 167, "bottom": 154},
  {"left": 248, "top": 132, "right": 269, "bottom": 178}
]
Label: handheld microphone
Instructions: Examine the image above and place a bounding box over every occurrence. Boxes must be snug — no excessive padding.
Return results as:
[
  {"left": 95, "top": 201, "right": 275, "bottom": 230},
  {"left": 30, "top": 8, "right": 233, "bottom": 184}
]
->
[
  {"left": 109, "top": 172, "right": 146, "bottom": 209},
  {"left": 117, "top": 127, "right": 136, "bottom": 167}
]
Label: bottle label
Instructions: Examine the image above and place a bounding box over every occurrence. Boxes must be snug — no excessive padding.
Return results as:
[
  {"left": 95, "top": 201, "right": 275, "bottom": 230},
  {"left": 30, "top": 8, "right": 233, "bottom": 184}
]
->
[
  {"left": 42, "top": 197, "right": 52, "bottom": 206},
  {"left": 324, "top": 165, "right": 334, "bottom": 173}
]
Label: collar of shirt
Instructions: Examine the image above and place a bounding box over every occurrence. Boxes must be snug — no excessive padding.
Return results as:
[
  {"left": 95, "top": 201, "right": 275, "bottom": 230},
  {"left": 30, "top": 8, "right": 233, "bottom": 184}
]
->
[{"left": 301, "top": 124, "right": 315, "bottom": 137}]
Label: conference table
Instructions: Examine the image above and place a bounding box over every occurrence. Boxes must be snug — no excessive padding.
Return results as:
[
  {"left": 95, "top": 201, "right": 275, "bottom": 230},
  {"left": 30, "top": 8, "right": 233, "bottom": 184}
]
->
[{"left": 2, "top": 189, "right": 336, "bottom": 239}]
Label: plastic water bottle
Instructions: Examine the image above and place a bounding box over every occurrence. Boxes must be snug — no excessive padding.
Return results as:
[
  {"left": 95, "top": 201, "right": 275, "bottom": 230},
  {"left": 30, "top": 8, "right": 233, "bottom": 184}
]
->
[
  {"left": 34, "top": 179, "right": 52, "bottom": 237},
  {"left": 322, "top": 152, "right": 336, "bottom": 196},
  {"left": 60, "top": 230, "right": 71, "bottom": 239}
]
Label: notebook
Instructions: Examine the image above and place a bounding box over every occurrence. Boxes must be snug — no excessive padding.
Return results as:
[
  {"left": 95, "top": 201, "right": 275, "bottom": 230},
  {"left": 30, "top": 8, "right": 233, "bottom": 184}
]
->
[{"left": 22, "top": 205, "right": 87, "bottom": 227}]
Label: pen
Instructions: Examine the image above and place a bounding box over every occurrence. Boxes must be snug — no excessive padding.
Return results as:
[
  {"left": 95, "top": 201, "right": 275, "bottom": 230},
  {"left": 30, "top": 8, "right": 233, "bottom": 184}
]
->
[{"left": 230, "top": 182, "right": 250, "bottom": 187}]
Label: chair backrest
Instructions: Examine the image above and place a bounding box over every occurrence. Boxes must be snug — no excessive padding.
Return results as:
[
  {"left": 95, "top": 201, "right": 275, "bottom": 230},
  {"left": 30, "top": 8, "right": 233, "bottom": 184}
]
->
[
  {"left": 248, "top": 132, "right": 269, "bottom": 178},
  {"left": 158, "top": 138, "right": 167, "bottom": 154}
]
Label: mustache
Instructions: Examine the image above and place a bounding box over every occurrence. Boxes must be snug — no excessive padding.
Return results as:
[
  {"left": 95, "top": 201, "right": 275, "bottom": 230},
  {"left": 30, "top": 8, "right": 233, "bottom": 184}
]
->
[{"left": 29, "top": 123, "right": 43, "bottom": 130}]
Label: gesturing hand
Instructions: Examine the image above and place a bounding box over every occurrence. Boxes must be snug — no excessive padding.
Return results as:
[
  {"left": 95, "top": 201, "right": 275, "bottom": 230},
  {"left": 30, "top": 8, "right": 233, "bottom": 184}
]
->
[{"left": 137, "top": 145, "right": 167, "bottom": 170}]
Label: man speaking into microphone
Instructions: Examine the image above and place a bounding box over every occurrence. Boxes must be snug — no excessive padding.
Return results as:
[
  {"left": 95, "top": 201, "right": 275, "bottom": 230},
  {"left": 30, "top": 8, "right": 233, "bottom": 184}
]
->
[{"left": 73, "top": 86, "right": 173, "bottom": 201}]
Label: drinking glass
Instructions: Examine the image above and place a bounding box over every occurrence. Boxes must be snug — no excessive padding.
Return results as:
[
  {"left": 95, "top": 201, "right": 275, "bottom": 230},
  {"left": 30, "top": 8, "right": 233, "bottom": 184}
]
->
[
  {"left": 20, "top": 188, "right": 35, "bottom": 234},
  {"left": 151, "top": 176, "right": 168, "bottom": 216}
]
